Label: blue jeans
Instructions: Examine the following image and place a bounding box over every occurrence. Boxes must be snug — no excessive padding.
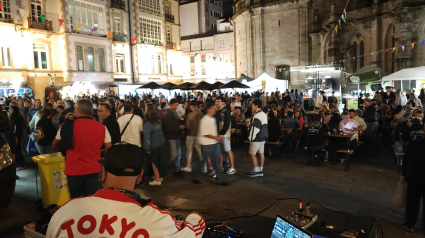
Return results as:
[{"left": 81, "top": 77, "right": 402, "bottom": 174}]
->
[
  {"left": 67, "top": 172, "right": 102, "bottom": 198},
  {"left": 192, "top": 143, "right": 225, "bottom": 184},
  {"left": 167, "top": 139, "right": 181, "bottom": 172}
]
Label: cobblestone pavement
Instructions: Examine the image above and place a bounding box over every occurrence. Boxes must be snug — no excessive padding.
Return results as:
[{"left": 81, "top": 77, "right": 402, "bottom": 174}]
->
[{"left": 0, "top": 142, "right": 423, "bottom": 238}]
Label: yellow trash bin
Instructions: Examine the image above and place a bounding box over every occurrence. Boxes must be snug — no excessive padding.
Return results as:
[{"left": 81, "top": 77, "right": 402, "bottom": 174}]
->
[{"left": 32, "top": 153, "right": 70, "bottom": 209}]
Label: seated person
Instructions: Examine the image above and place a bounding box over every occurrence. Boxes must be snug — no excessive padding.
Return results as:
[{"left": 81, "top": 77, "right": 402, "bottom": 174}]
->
[
  {"left": 46, "top": 144, "right": 204, "bottom": 238},
  {"left": 400, "top": 117, "right": 424, "bottom": 143},
  {"left": 329, "top": 101, "right": 338, "bottom": 113},
  {"left": 348, "top": 109, "right": 367, "bottom": 133},
  {"left": 305, "top": 114, "right": 330, "bottom": 159},
  {"left": 283, "top": 111, "right": 301, "bottom": 141},
  {"left": 267, "top": 111, "right": 282, "bottom": 143},
  {"left": 328, "top": 112, "right": 363, "bottom": 163}
]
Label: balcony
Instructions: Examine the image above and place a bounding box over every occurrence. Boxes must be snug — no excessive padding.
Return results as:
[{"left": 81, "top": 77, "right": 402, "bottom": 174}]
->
[
  {"left": 112, "top": 32, "right": 127, "bottom": 42},
  {"left": 165, "top": 14, "right": 175, "bottom": 23},
  {"left": 111, "top": 0, "right": 126, "bottom": 10},
  {"left": 182, "top": 45, "right": 215, "bottom": 52},
  {"left": 27, "top": 16, "right": 52, "bottom": 31}
]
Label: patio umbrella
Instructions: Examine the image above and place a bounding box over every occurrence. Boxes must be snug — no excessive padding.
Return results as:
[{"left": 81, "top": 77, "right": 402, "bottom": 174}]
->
[
  {"left": 212, "top": 82, "right": 224, "bottom": 88},
  {"left": 219, "top": 81, "right": 250, "bottom": 89},
  {"left": 138, "top": 82, "right": 164, "bottom": 89},
  {"left": 189, "top": 81, "right": 215, "bottom": 91},
  {"left": 161, "top": 82, "right": 177, "bottom": 90},
  {"left": 172, "top": 82, "right": 194, "bottom": 90}
]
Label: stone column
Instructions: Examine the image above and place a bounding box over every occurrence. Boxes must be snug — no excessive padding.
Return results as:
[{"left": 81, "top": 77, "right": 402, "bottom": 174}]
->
[
  {"left": 394, "top": 9, "right": 414, "bottom": 71},
  {"left": 310, "top": 32, "right": 321, "bottom": 65}
]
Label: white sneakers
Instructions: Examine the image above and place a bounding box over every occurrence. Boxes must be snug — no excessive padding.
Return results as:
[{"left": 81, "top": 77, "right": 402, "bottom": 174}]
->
[
  {"left": 181, "top": 167, "right": 192, "bottom": 172},
  {"left": 149, "top": 180, "right": 161, "bottom": 186},
  {"left": 226, "top": 167, "right": 237, "bottom": 174}
]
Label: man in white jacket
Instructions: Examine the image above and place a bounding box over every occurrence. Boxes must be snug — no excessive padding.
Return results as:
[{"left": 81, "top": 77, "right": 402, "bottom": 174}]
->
[{"left": 46, "top": 144, "right": 205, "bottom": 238}]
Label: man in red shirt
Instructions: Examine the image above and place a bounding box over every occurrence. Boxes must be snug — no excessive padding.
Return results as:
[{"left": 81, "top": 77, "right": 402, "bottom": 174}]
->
[{"left": 53, "top": 99, "right": 112, "bottom": 198}]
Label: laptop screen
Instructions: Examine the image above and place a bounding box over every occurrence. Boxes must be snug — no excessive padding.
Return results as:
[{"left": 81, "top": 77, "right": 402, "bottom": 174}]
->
[{"left": 270, "top": 215, "right": 313, "bottom": 238}]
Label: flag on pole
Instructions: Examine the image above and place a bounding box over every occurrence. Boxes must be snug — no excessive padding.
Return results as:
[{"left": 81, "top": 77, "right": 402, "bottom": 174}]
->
[
  {"left": 40, "top": 14, "right": 46, "bottom": 23},
  {"left": 107, "top": 32, "right": 112, "bottom": 39},
  {"left": 76, "top": 24, "right": 82, "bottom": 30},
  {"left": 19, "top": 9, "right": 25, "bottom": 18},
  {"left": 58, "top": 19, "right": 64, "bottom": 27}
]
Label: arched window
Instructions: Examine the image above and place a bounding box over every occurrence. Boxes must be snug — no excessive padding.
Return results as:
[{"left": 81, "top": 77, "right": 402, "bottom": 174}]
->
[
  {"left": 352, "top": 42, "right": 357, "bottom": 73},
  {"left": 98, "top": 48, "right": 105, "bottom": 72},
  {"left": 87, "top": 47, "right": 95, "bottom": 71},
  {"left": 360, "top": 41, "right": 364, "bottom": 68},
  {"left": 76, "top": 45, "right": 84, "bottom": 71}
]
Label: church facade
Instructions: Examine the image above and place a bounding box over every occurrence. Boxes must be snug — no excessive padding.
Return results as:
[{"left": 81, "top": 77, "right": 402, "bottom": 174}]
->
[{"left": 231, "top": 0, "right": 425, "bottom": 88}]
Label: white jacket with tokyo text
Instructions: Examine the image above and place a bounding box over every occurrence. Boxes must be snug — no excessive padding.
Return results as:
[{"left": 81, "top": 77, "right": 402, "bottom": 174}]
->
[{"left": 46, "top": 189, "right": 205, "bottom": 238}]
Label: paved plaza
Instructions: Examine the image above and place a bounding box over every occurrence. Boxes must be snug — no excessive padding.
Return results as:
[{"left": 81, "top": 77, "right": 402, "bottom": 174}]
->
[{"left": 0, "top": 142, "right": 423, "bottom": 238}]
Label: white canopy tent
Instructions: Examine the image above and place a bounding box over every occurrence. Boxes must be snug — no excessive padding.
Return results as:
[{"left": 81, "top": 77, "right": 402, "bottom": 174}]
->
[
  {"left": 381, "top": 66, "right": 425, "bottom": 81},
  {"left": 246, "top": 73, "right": 288, "bottom": 92},
  {"left": 381, "top": 66, "right": 425, "bottom": 91}
]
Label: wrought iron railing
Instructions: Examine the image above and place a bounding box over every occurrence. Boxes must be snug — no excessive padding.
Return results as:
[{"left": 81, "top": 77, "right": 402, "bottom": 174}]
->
[
  {"left": 27, "top": 16, "right": 52, "bottom": 31},
  {"left": 112, "top": 32, "right": 127, "bottom": 42},
  {"left": 165, "top": 14, "right": 174, "bottom": 23},
  {"left": 111, "top": 0, "right": 126, "bottom": 10}
]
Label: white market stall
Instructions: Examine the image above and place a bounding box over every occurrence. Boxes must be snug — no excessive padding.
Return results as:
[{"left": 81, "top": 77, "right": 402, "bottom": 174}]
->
[
  {"left": 246, "top": 73, "right": 288, "bottom": 92},
  {"left": 381, "top": 66, "right": 425, "bottom": 91}
]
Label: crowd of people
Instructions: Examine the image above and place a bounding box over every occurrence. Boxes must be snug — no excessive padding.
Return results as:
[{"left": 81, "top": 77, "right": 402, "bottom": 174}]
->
[{"left": 1, "top": 84, "right": 425, "bottom": 233}]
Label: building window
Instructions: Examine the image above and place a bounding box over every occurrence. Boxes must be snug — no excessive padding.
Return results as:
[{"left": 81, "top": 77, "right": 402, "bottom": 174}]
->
[
  {"left": 31, "top": 0, "right": 42, "bottom": 22},
  {"left": 190, "top": 56, "right": 195, "bottom": 63},
  {"left": 69, "top": 0, "right": 105, "bottom": 34},
  {"left": 231, "top": 52, "right": 234, "bottom": 61},
  {"left": 0, "top": 0, "right": 11, "bottom": 21},
  {"left": 231, "top": 37, "right": 234, "bottom": 45},
  {"left": 157, "top": 55, "right": 162, "bottom": 73},
  {"left": 211, "top": 24, "right": 215, "bottom": 30},
  {"left": 201, "top": 55, "right": 206, "bottom": 62},
  {"left": 219, "top": 39, "right": 225, "bottom": 46},
  {"left": 219, "top": 53, "right": 225, "bottom": 61},
  {"left": 33, "top": 43, "right": 48, "bottom": 70},
  {"left": 206, "top": 19, "right": 209, "bottom": 27},
  {"left": 190, "top": 68, "right": 195, "bottom": 76},
  {"left": 114, "top": 17, "right": 121, "bottom": 34},
  {"left": 190, "top": 41, "right": 194, "bottom": 51},
  {"left": 138, "top": 0, "right": 160, "bottom": 16},
  {"left": 202, "top": 68, "right": 206, "bottom": 75},
  {"left": 165, "top": 5, "right": 171, "bottom": 15},
  {"left": 166, "top": 29, "right": 171, "bottom": 45},
  {"left": 98, "top": 48, "right": 105, "bottom": 72},
  {"left": 1, "top": 47, "right": 11, "bottom": 67},
  {"left": 87, "top": 47, "right": 95, "bottom": 71},
  {"left": 225, "top": 26, "right": 230, "bottom": 32},
  {"left": 76, "top": 45, "right": 84, "bottom": 71},
  {"left": 169, "top": 64, "right": 173, "bottom": 75},
  {"left": 115, "top": 53, "right": 125, "bottom": 73},
  {"left": 201, "top": 40, "right": 205, "bottom": 50},
  {"left": 210, "top": 10, "right": 212, "bottom": 16},
  {"left": 360, "top": 40, "right": 365, "bottom": 68},
  {"left": 139, "top": 17, "right": 162, "bottom": 44},
  {"left": 149, "top": 55, "right": 155, "bottom": 73}
]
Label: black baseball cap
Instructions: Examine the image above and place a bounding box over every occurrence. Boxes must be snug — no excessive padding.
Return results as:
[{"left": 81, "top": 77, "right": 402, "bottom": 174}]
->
[{"left": 98, "top": 143, "right": 144, "bottom": 176}]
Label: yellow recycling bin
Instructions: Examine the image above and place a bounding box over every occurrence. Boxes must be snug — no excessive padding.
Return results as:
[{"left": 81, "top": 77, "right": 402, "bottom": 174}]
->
[{"left": 32, "top": 153, "right": 70, "bottom": 209}]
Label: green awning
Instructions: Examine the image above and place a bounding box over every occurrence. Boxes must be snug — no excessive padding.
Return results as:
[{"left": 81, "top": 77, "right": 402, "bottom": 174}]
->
[{"left": 345, "top": 66, "right": 388, "bottom": 84}]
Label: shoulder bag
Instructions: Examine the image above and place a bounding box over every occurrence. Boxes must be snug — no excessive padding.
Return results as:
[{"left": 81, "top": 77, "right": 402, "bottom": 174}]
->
[{"left": 121, "top": 115, "right": 135, "bottom": 136}]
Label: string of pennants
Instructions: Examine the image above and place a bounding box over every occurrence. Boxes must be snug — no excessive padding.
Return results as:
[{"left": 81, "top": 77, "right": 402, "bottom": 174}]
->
[{"left": 316, "top": 0, "right": 351, "bottom": 65}]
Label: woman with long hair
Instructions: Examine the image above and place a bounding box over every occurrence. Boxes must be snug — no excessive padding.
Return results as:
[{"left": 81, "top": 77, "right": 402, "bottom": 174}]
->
[
  {"left": 29, "top": 103, "right": 54, "bottom": 153},
  {"left": 9, "top": 106, "right": 25, "bottom": 170},
  {"left": 143, "top": 107, "right": 167, "bottom": 185},
  {"left": 138, "top": 100, "right": 146, "bottom": 119},
  {"left": 21, "top": 100, "right": 32, "bottom": 117},
  {"left": 36, "top": 109, "right": 57, "bottom": 154},
  {"left": 294, "top": 110, "right": 304, "bottom": 151}
]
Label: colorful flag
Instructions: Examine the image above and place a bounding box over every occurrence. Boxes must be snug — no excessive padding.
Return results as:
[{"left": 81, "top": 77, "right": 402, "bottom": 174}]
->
[
  {"left": 392, "top": 47, "right": 396, "bottom": 52},
  {"left": 213, "top": 57, "right": 216, "bottom": 60},
  {"left": 385, "top": 49, "right": 389, "bottom": 53},
  {"left": 107, "top": 32, "right": 112, "bottom": 39},
  {"left": 76, "top": 24, "right": 82, "bottom": 30},
  {"left": 376, "top": 51, "right": 380, "bottom": 54},
  {"left": 121, "top": 35, "right": 126, "bottom": 42},
  {"left": 195, "top": 53, "right": 198, "bottom": 57},
  {"left": 58, "top": 19, "right": 64, "bottom": 27},
  {"left": 422, "top": 40, "right": 425, "bottom": 46},
  {"left": 402, "top": 45, "right": 405, "bottom": 51},
  {"left": 39, "top": 14, "right": 45, "bottom": 23},
  {"left": 411, "top": 42, "right": 415, "bottom": 50},
  {"left": 131, "top": 38, "right": 136, "bottom": 44},
  {"left": 92, "top": 27, "right": 97, "bottom": 32},
  {"left": 154, "top": 44, "right": 158, "bottom": 47},
  {"left": 19, "top": 9, "right": 25, "bottom": 18},
  {"left": 0, "top": 3, "right": 3, "bottom": 9}
]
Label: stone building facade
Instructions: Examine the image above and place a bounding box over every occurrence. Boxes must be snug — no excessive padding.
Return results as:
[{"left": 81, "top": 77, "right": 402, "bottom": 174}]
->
[{"left": 231, "top": 0, "right": 425, "bottom": 88}]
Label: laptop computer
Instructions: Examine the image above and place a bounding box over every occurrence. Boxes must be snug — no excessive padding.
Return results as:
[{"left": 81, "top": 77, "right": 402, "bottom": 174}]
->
[{"left": 270, "top": 214, "right": 313, "bottom": 238}]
